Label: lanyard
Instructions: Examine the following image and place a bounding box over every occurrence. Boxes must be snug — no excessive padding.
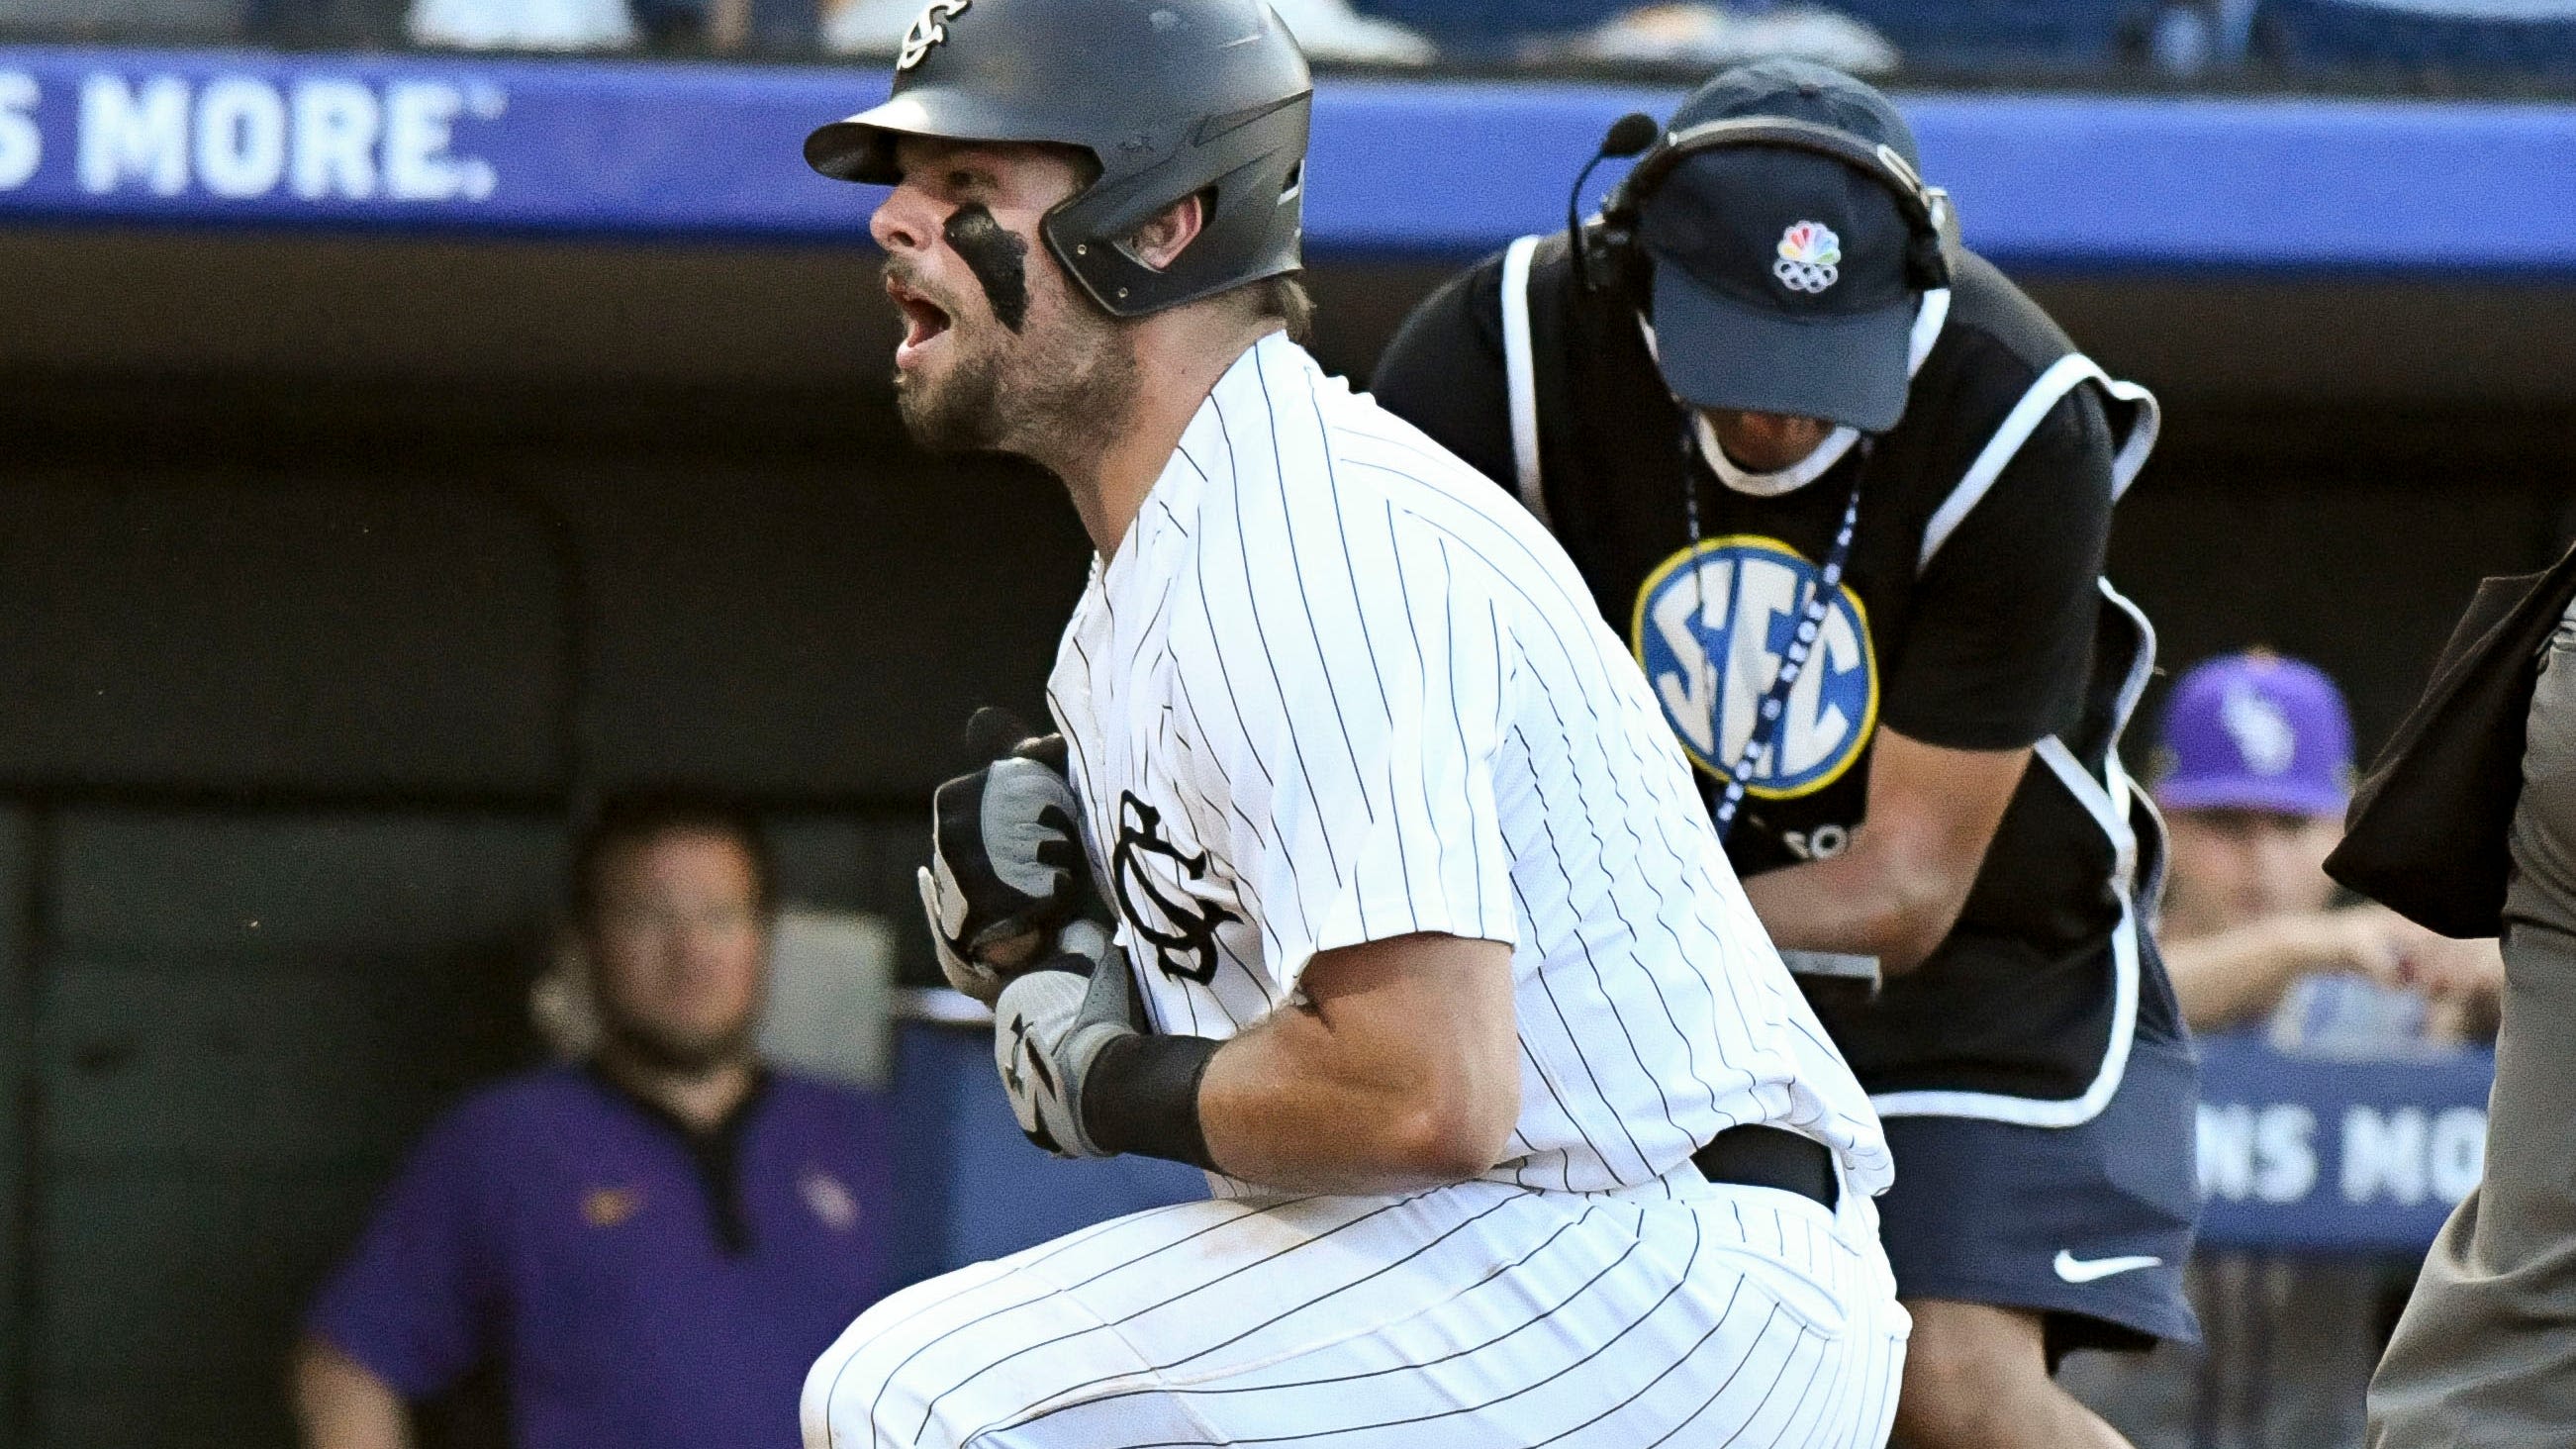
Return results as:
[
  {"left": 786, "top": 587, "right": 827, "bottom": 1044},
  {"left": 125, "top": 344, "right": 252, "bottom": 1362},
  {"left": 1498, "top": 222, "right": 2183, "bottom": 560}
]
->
[{"left": 1680, "top": 426, "right": 1868, "bottom": 840}]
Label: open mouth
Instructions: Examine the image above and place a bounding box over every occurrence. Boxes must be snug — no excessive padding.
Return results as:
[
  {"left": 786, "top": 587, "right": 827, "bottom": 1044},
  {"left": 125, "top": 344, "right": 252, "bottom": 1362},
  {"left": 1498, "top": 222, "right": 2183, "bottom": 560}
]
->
[{"left": 886, "top": 275, "right": 954, "bottom": 369}]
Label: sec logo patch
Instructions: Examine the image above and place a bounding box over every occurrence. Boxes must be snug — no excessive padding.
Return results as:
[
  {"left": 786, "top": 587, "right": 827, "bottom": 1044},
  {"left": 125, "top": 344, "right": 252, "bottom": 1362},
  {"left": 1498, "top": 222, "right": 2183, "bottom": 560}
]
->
[{"left": 1632, "top": 536, "right": 1878, "bottom": 798}]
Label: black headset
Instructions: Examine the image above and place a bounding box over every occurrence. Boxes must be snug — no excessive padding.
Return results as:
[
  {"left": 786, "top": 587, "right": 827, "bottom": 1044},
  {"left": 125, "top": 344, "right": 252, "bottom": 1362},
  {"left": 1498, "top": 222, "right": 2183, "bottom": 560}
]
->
[{"left": 1569, "top": 112, "right": 1959, "bottom": 300}]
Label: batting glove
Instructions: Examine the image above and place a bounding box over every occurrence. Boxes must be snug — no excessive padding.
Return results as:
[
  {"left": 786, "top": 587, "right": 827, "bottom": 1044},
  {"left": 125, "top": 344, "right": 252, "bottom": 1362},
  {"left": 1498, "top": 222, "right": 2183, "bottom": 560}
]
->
[
  {"left": 993, "top": 919, "right": 1145, "bottom": 1159},
  {"left": 917, "top": 708, "right": 1097, "bottom": 1005}
]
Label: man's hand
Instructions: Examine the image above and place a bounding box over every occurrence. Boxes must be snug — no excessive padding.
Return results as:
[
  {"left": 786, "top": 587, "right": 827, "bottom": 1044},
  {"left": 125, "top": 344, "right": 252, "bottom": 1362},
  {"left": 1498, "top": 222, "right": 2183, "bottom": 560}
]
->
[
  {"left": 2417, "top": 930, "right": 2507, "bottom": 1042},
  {"left": 2351, "top": 909, "right": 2505, "bottom": 1040},
  {"left": 2313, "top": 905, "right": 2497, "bottom": 997},
  {"left": 2318, "top": 905, "right": 2419, "bottom": 989},
  {"left": 918, "top": 708, "right": 1097, "bottom": 1004},
  {"left": 993, "top": 922, "right": 1145, "bottom": 1157}
]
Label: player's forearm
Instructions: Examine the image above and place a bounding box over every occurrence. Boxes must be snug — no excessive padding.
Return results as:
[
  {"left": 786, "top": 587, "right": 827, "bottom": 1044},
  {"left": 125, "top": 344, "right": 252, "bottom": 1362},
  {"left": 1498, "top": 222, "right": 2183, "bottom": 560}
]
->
[
  {"left": 291, "top": 1339, "right": 414, "bottom": 1449},
  {"left": 1197, "top": 935, "right": 1521, "bottom": 1195},
  {"left": 1199, "top": 1016, "right": 1510, "bottom": 1195},
  {"left": 1741, "top": 841, "right": 1968, "bottom": 975}
]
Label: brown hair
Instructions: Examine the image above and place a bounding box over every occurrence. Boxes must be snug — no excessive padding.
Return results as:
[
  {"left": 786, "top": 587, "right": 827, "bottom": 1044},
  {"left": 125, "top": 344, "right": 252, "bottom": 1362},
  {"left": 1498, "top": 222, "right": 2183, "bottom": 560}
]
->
[
  {"left": 569, "top": 790, "right": 775, "bottom": 929},
  {"left": 1252, "top": 273, "right": 1315, "bottom": 345}
]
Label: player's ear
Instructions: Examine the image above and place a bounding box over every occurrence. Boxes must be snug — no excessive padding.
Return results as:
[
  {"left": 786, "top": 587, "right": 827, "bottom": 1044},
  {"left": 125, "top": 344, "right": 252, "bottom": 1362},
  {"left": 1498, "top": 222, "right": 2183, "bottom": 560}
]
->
[{"left": 1121, "top": 191, "right": 1208, "bottom": 273}]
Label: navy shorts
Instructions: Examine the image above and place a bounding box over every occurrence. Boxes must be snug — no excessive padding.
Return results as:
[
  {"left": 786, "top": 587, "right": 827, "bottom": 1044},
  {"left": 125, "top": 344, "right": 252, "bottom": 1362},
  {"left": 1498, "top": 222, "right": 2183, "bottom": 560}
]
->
[{"left": 1874, "top": 1031, "right": 2202, "bottom": 1367}]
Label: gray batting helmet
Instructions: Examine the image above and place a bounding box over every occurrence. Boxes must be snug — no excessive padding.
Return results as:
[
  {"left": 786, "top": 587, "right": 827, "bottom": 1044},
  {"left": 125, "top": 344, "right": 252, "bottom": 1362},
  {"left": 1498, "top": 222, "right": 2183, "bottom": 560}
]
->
[{"left": 805, "top": 0, "right": 1312, "bottom": 319}]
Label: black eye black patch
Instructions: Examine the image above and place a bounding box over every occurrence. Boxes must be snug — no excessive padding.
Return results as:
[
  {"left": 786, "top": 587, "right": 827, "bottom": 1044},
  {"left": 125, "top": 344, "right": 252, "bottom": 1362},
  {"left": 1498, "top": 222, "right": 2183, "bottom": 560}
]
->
[{"left": 943, "top": 203, "right": 1029, "bottom": 333}]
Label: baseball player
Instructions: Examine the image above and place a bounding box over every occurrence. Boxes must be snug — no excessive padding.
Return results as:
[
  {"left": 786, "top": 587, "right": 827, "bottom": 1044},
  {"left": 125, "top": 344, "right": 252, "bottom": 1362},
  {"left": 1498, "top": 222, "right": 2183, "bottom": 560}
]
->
[
  {"left": 1370, "top": 62, "right": 2191, "bottom": 1449},
  {"left": 796, "top": 4, "right": 1909, "bottom": 1444}
]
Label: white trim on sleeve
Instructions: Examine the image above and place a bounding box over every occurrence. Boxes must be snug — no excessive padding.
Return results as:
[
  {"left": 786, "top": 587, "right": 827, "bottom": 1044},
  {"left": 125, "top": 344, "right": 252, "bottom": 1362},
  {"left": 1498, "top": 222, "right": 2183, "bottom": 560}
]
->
[
  {"left": 1917, "top": 355, "right": 2161, "bottom": 574},
  {"left": 1869, "top": 582, "right": 2161, "bottom": 1128},
  {"left": 1498, "top": 234, "right": 1551, "bottom": 529}
]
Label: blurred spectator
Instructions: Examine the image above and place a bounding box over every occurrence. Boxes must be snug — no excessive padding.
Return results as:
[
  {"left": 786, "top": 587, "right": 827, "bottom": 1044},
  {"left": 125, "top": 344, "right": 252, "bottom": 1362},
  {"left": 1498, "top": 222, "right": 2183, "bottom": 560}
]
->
[
  {"left": 406, "top": 0, "right": 635, "bottom": 50},
  {"left": 2064, "top": 650, "right": 2500, "bottom": 1449},
  {"left": 2254, "top": 0, "right": 2576, "bottom": 77},
  {"left": 627, "top": 0, "right": 820, "bottom": 53},
  {"left": 290, "top": 792, "right": 897, "bottom": 1449},
  {"left": 825, "top": 0, "right": 1437, "bottom": 63},
  {"left": 408, "top": 0, "right": 817, "bottom": 55},
  {"left": 1525, "top": 3, "right": 1897, "bottom": 74},
  {"left": 2154, "top": 650, "right": 2501, "bottom": 1053}
]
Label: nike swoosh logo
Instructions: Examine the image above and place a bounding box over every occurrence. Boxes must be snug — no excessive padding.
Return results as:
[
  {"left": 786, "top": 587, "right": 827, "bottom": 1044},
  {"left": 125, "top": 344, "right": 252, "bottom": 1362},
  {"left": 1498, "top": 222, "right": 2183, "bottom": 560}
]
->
[{"left": 2053, "top": 1250, "right": 2163, "bottom": 1284}]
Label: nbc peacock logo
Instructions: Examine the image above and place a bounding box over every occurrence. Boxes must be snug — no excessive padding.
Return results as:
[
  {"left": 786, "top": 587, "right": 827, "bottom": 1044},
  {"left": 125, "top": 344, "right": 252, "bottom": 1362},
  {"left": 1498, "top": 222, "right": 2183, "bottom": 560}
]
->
[{"left": 1772, "top": 221, "right": 1842, "bottom": 294}]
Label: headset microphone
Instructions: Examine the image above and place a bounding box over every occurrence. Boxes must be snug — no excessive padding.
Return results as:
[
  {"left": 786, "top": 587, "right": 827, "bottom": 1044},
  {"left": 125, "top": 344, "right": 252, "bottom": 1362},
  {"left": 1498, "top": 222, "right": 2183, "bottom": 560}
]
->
[{"left": 1566, "top": 112, "right": 1658, "bottom": 291}]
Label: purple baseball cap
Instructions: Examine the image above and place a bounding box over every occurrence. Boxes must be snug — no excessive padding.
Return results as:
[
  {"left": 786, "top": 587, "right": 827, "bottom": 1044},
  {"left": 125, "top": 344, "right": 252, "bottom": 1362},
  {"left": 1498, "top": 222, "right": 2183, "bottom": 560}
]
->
[{"left": 2151, "top": 651, "right": 2354, "bottom": 819}]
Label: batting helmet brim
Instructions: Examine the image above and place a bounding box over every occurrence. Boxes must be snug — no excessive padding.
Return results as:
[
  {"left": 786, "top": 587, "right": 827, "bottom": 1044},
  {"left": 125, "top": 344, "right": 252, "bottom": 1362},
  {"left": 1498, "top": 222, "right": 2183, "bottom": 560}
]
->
[{"left": 806, "top": 89, "right": 1103, "bottom": 186}]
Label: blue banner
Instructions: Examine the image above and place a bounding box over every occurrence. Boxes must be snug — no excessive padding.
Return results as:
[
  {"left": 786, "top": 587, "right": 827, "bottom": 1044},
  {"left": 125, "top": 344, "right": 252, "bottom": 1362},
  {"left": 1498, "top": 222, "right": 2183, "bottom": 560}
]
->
[
  {"left": 2194, "top": 1032, "right": 2493, "bottom": 1255},
  {"left": 891, "top": 1020, "right": 1203, "bottom": 1278},
  {"left": 890, "top": 1018, "right": 2495, "bottom": 1268},
  {"left": 0, "top": 47, "right": 871, "bottom": 238},
  {"left": 3, "top": 44, "right": 2576, "bottom": 271}
]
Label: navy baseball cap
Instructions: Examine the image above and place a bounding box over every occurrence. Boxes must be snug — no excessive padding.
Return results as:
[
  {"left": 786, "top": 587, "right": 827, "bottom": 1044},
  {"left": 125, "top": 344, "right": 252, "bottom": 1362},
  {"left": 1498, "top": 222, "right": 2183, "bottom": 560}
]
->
[{"left": 1637, "top": 60, "right": 1929, "bottom": 435}]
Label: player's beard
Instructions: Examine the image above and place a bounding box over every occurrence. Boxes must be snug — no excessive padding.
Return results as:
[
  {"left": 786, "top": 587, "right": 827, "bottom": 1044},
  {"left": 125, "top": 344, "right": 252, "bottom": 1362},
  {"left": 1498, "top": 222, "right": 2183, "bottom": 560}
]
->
[
  {"left": 895, "top": 342, "right": 1004, "bottom": 455},
  {"left": 896, "top": 296, "right": 1139, "bottom": 465}
]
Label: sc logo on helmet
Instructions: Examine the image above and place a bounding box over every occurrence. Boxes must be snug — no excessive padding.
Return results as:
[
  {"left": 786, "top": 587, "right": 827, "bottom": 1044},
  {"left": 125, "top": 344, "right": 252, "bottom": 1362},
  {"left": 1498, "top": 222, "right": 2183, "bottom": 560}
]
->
[
  {"left": 1632, "top": 536, "right": 1878, "bottom": 797},
  {"left": 898, "top": 0, "right": 969, "bottom": 69}
]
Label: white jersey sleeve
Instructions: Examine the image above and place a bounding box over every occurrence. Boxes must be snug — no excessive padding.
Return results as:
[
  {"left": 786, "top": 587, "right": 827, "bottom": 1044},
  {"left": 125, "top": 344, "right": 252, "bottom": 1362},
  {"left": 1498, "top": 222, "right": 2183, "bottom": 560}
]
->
[{"left": 1173, "top": 377, "right": 1522, "bottom": 995}]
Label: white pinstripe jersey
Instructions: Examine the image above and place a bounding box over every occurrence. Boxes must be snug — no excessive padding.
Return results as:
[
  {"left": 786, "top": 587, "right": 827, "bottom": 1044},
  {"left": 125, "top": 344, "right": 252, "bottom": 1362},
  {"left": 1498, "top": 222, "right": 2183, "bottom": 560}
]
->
[{"left": 1046, "top": 332, "right": 1892, "bottom": 1200}]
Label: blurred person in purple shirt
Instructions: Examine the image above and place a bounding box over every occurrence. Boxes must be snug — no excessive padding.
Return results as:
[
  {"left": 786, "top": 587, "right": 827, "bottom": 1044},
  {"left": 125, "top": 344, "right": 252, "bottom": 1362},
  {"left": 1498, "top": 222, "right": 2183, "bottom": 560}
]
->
[{"left": 291, "top": 793, "right": 898, "bottom": 1449}]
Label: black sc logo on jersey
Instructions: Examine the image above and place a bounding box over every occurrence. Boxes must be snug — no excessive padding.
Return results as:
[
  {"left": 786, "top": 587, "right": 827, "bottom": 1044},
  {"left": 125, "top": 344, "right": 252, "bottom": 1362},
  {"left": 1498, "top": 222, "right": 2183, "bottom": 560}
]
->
[{"left": 1111, "top": 792, "right": 1238, "bottom": 984}]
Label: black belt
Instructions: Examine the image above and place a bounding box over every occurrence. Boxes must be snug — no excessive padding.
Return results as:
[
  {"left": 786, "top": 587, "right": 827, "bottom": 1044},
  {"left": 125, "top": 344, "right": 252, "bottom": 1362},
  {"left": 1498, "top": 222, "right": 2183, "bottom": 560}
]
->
[{"left": 1691, "top": 1125, "right": 1838, "bottom": 1209}]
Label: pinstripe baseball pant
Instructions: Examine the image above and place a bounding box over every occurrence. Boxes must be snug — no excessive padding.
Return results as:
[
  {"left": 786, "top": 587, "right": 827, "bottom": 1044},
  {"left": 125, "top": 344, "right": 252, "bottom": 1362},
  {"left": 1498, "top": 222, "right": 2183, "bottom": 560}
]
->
[{"left": 804, "top": 1164, "right": 1908, "bottom": 1448}]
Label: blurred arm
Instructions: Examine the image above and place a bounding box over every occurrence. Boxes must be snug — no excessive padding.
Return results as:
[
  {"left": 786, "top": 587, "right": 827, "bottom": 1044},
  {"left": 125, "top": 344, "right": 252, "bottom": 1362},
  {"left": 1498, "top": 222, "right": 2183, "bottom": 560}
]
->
[
  {"left": 291, "top": 1338, "right": 412, "bottom": 1449},
  {"left": 1741, "top": 727, "right": 2028, "bottom": 974},
  {"left": 2166, "top": 915, "right": 2358, "bottom": 1031},
  {"left": 1199, "top": 932, "right": 1521, "bottom": 1196},
  {"left": 2164, "top": 904, "right": 2427, "bottom": 1032}
]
